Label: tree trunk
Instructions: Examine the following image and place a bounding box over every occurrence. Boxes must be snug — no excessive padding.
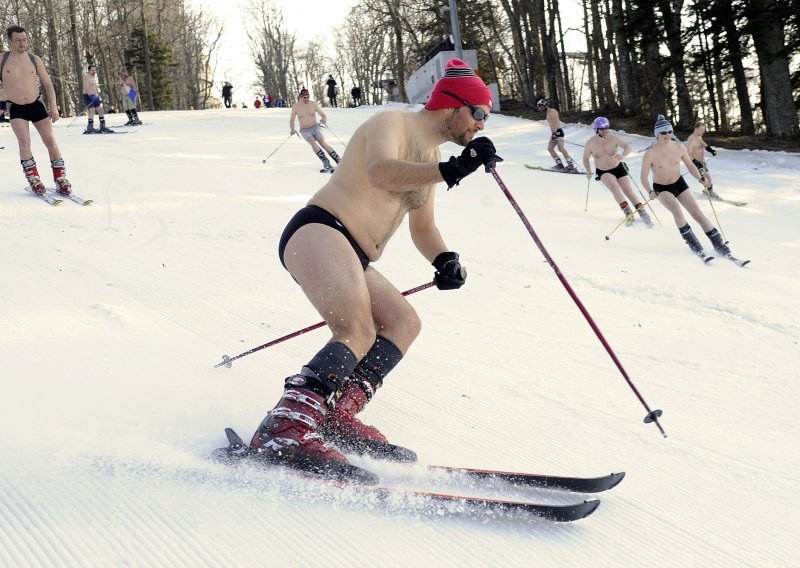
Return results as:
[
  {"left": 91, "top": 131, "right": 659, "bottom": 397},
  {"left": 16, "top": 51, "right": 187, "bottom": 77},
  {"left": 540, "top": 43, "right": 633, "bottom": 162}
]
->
[
  {"left": 140, "top": 0, "right": 155, "bottom": 110},
  {"left": 554, "top": 0, "right": 573, "bottom": 109},
  {"left": 498, "top": 0, "right": 534, "bottom": 103},
  {"left": 611, "top": 0, "right": 635, "bottom": 111},
  {"left": 712, "top": 32, "right": 730, "bottom": 132},
  {"left": 582, "top": 0, "right": 597, "bottom": 109},
  {"left": 44, "top": 0, "right": 68, "bottom": 114},
  {"left": 657, "top": 0, "right": 693, "bottom": 129},
  {"left": 67, "top": 0, "right": 83, "bottom": 111},
  {"left": 745, "top": 0, "right": 799, "bottom": 137}
]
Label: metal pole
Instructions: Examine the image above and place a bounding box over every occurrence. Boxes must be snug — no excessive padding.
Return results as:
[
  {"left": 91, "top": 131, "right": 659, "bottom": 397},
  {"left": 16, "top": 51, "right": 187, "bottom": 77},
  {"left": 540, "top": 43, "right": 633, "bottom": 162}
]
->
[{"left": 448, "top": 0, "right": 463, "bottom": 59}]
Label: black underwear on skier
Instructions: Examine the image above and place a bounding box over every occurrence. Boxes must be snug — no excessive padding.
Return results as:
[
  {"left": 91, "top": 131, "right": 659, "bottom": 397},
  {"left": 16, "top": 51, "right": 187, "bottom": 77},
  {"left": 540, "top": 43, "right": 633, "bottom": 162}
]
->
[
  {"left": 653, "top": 177, "right": 689, "bottom": 198},
  {"left": 595, "top": 162, "right": 628, "bottom": 179},
  {"left": 279, "top": 205, "right": 370, "bottom": 270},
  {"left": 8, "top": 97, "right": 49, "bottom": 122}
]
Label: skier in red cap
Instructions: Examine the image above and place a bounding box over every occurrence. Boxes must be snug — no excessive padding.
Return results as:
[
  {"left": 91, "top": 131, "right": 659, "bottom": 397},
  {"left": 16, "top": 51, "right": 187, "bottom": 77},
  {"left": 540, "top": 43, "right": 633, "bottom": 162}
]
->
[
  {"left": 246, "top": 58, "right": 503, "bottom": 479},
  {"left": 290, "top": 86, "right": 340, "bottom": 172}
]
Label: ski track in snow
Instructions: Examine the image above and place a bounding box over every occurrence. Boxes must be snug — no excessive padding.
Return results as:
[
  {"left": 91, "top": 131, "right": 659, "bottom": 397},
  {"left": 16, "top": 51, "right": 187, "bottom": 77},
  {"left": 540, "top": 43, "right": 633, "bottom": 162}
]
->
[{"left": 1, "top": 107, "right": 797, "bottom": 567}]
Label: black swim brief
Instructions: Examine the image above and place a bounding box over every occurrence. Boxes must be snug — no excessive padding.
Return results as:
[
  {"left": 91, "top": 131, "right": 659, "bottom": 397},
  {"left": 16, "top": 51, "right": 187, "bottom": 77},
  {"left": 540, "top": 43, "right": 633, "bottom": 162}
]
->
[
  {"left": 653, "top": 177, "right": 690, "bottom": 198},
  {"left": 595, "top": 162, "right": 628, "bottom": 179},
  {"left": 278, "top": 205, "right": 370, "bottom": 270},
  {"left": 8, "top": 97, "right": 49, "bottom": 122}
]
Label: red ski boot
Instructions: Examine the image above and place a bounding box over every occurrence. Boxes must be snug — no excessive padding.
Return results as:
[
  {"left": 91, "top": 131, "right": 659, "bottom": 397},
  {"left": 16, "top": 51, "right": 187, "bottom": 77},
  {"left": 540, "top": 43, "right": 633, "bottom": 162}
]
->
[
  {"left": 23, "top": 161, "right": 47, "bottom": 195},
  {"left": 52, "top": 161, "right": 72, "bottom": 196},
  {"left": 321, "top": 381, "right": 417, "bottom": 462},
  {"left": 250, "top": 381, "right": 378, "bottom": 483}
]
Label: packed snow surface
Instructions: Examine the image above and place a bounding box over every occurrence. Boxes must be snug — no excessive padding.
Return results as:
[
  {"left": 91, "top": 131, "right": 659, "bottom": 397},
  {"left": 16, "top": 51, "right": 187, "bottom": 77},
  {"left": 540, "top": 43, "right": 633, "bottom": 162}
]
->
[{"left": 1, "top": 107, "right": 797, "bottom": 567}]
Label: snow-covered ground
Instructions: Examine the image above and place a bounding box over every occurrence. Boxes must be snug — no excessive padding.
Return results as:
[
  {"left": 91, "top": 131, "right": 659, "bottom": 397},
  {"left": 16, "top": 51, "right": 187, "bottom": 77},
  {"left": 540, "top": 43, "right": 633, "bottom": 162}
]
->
[{"left": 1, "top": 106, "right": 797, "bottom": 567}]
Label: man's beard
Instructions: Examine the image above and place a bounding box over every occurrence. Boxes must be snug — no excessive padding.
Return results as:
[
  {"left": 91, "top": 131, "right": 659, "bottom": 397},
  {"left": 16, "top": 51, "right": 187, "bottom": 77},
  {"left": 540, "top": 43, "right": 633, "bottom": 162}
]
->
[{"left": 443, "top": 110, "right": 473, "bottom": 146}]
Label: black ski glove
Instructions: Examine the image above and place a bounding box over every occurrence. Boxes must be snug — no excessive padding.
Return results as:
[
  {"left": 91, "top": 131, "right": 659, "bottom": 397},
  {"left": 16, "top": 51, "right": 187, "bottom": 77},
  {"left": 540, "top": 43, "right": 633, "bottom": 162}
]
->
[
  {"left": 706, "top": 146, "right": 717, "bottom": 156},
  {"left": 432, "top": 252, "right": 466, "bottom": 290},
  {"left": 438, "top": 137, "right": 503, "bottom": 189}
]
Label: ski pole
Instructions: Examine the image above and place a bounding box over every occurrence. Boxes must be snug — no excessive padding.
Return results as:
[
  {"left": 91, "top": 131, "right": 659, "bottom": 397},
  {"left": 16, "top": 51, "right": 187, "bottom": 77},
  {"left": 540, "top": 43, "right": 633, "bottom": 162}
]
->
[
  {"left": 67, "top": 103, "right": 92, "bottom": 128},
  {"left": 488, "top": 165, "right": 666, "bottom": 438},
  {"left": 262, "top": 132, "right": 296, "bottom": 163},
  {"left": 564, "top": 140, "right": 584, "bottom": 148},
  {"left": 214, "top": 280, "right": 436, "bottom": 369},
  {"left": 584, "top": 174, "right": 592, "bottom": 212},
  {"left": 701, "top": 187, "right": 727, "bottom": 242},
  {"left": 321, "top": 123, "right": 347, "bottom": 148},
  {"left": 604, "top": 198, "right": 654, "bottom": 240}
]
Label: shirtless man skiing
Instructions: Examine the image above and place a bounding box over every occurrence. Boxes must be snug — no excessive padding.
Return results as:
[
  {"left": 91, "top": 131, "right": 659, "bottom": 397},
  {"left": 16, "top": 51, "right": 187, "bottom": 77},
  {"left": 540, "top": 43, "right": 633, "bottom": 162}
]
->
[
  {"left": 290, "top": 87, "right": 340, "bottom": 172},
  {"left": 82, "top": 65, "right": 110, "bottom": 133},
  {"left": 247, "top": 58, "right": 502, "bottom": 479},
  {"left": 686, "top": 121, "right": 720, "bottom": 199},
  {"left": 640, "top": 115, "right": 745, "bottom": 263},
  {"left": 583, "top": 116, "right": 652, "bottom": 226},
  {"left": 1, "top": 25, "right": 71, "bottom": 196},
  {"left": 536, "top": 98, "right": 576, "bottom": 172}
]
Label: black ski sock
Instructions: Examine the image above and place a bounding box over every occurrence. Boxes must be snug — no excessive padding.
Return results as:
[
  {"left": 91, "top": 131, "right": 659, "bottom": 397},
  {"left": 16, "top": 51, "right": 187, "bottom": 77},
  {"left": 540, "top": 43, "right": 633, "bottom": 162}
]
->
[
  {"left": 293, "top": 341, "right": 359, "bottom": 403},
  {"left": 328, "top": 150, "right": 341, "bottom": 164},
  {"left": 348, "top": 336, "right": 404, "bottom": 399},
  {"left": 316, "top": 149, "right": 331, "bottom": 168}
]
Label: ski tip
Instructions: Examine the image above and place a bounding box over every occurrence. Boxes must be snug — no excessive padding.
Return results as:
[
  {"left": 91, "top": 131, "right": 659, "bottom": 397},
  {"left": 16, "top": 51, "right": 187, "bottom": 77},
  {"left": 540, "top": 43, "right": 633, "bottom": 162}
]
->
[
  {"left": 550, "top": 499, "right": 601, "bottom": 522},
  {"left": 703, "top": 256, "right": 715, "bottom": 263},
  {"left": 224, "top": 427, "right": 246, "bottom": 446},
  {"left": 608, "top": 472, "right": 626, "bottom": 489}
]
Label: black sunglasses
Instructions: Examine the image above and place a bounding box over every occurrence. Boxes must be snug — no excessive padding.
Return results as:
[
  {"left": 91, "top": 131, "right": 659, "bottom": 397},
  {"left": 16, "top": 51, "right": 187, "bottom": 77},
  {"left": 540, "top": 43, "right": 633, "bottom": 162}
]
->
[{"left": 441, "top": 90, "right": 488, "bottom": 122}]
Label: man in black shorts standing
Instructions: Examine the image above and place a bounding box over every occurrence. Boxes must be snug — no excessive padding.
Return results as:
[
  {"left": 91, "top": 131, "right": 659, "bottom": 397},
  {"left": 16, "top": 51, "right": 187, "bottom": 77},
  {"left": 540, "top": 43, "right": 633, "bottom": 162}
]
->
[
  {"left": 1, "top": 25, "right": 71, "bottom": 195},
  {"left": 640, "top": 115, "right": 732, "bottom": 260}
]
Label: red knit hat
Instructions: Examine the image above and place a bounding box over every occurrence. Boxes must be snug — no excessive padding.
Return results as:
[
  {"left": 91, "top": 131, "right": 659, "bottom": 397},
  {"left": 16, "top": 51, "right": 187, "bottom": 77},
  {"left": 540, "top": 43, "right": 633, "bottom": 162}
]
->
[{"left": 425, "top": 59, "right": 492, "bottom": 111}]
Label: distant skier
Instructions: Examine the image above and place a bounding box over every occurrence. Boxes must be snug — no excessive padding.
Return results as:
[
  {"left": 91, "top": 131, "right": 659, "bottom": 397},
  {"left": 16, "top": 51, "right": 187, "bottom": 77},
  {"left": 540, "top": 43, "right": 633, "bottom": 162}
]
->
[
  {"left": 118, "top": 69, "right": 142, "bottom": 125},
  {"left": 536, "top": 98, "right": 577, "bottom": 172},
  {"left": 686, "top": 121, "right": 720, "bottom": 199},
  {"left": 82, "top": 65, "right": 111, "bottom": 133},
  {"left": 290, "top": 87, "right": 340, "bottom": 172},
  {"left": 222, "top": 81, "right": 233, "bottom": 108},
  {"left": 640, "top": 115, "right": 737, "bottom": 261},
  {"left": 583, "top": 117, "right": 652, "bottom": 226},
  {"left": 326, "top": 74, "right": 337, "bottom": 107},
  {"left": 248, "top": 58, "right": 501, "bottom": 477},
  {"left": 1, "top": 25, "right": 72, "bottom": 196}
]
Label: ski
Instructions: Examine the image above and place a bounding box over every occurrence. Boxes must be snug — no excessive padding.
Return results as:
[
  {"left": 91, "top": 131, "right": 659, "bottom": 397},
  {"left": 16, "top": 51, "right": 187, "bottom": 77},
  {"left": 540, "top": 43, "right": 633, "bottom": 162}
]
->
[
  {"left": 83, "top": 129, "right": 127, "bottom": 135},
  {"left": 698, "top": 252, "right": 715, "bottom": 264},
  {"left": 212, "top": 428, "right": 602, "bottom": 522},
  {"left": 23, "top": 186, "right": 62, "bottom": 205},
  {"left": 320, "top": 168, "right": 335, "bottom": 174},
  {"left": 425, "top": 465, "right": 625, "bottom": 493},
  {"left": 699, "top": 193, "right": 747, "bottom": 206},
  {"left": 525, "top": 164, "right": 585, "bottom": 175},
  {"left": 46, "top": 188, "right": 93, "bottom": 206},
  {"left": 381, "top": 489, "right": 600, "bottom": 522},
  {"left": 725, "top": 254, "right": 751, "bottom": 267}
]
